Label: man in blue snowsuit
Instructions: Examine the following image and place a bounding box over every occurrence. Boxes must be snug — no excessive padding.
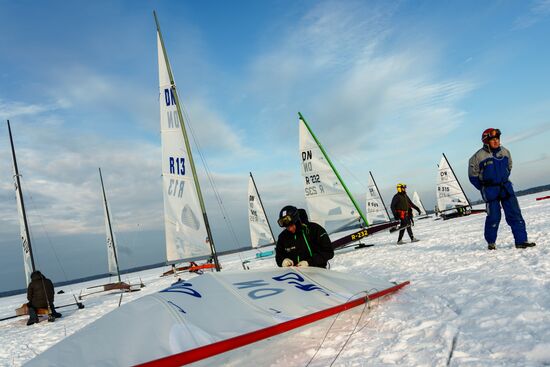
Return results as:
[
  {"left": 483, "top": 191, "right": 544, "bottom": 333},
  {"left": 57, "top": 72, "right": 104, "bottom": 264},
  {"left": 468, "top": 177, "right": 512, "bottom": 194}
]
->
[{"left": 468, "top": 128, "right": 536, "bottom": 250}]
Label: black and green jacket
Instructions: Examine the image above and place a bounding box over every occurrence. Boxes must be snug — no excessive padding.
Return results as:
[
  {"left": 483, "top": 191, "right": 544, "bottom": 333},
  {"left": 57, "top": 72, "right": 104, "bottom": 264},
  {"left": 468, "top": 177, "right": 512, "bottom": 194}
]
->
[{"left": 275, "top": 222, "right": 333, "bottom": 268}]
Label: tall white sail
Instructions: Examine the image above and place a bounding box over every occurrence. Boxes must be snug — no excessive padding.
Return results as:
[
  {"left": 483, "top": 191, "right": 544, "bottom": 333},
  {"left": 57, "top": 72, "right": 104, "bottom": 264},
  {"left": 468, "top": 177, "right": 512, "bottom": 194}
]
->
[
  {"left": 412, "top": 191, "right": 427, "bottom": 216},
  {"left": 8, "top": 120, "right": 35, "bottom": 286},
  {"left": 157, "top": 32, "right": 210, "bottom": 262},
  {"left": 248, "top": 174, "right": 275, "bottom": 248},
  {"left": 437, "top": 154, "right": 470, "bottom": 212},
  {"left": 366, "top": 172, "right": 390, "bottom": 224},
  {"left": 99, "top": 168, "right": 120, "bottom": 278},
  {"left": 299, "top": 117, "right": 361, "bottom": 234}
]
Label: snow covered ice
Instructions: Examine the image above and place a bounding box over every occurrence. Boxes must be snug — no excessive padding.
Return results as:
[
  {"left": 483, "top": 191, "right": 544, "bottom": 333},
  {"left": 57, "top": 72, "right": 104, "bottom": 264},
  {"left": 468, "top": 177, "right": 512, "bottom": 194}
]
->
[{"left": 0, "top": 192, "right": 548, "bottom": 366}]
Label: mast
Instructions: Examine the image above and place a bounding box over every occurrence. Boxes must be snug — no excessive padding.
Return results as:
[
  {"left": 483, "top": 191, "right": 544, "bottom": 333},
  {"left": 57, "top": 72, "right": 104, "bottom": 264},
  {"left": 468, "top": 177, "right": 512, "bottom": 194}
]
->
[
  {"left": 369, "top": 171, "right": 390, "bottom": 220},
  {"left": 249, "top": 172, "right": 275, "bottom": 242},
  {"left": 154, "top": 11, "right": 220, "bottom": 271},
  {"left": 298, "top": 112, "right": 369, "bottom": 228},
  {"left": 7, "top": 120, "right": 36, "bottom": 283},
  {"left": 99, "top": 168, "right": 122, "bottom": 283},
  {"left": 442, "top": 153, "right": 472, "bottom": 208}
]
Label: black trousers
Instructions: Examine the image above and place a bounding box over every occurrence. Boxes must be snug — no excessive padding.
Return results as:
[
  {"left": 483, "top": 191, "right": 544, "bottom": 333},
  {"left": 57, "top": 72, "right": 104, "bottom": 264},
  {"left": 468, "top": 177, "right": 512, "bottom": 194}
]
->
[{"left": 398, "top": 216, "right": 414, "bottom": 241}]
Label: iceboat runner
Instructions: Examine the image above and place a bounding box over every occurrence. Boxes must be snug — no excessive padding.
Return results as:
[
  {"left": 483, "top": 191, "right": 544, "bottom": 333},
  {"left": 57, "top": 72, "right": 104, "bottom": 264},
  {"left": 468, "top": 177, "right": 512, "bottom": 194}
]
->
[
  {"left": 436, "top": 153, "right": 485, "bottom": 220},
  {"left": 1, "top": 121, "right": 84, "bottom": 323},
  {"left": 78, "top": 168, "right": 144, "bottom": 299},
  {"left": 247, "top": 172, "right": 276, "bottom": 259},
  {"left": 155, "top": 12, "right": 220, "bottom": 277},
  {"left": 298, "top": 113, "right": 400, "bottom": 250}
]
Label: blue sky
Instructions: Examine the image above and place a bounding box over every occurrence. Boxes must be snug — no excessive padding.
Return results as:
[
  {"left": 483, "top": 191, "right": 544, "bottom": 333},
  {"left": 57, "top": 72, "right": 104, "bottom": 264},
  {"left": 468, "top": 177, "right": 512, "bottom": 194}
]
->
[{"left": 1, "top": 0, "right": 550, "bottom": 290}]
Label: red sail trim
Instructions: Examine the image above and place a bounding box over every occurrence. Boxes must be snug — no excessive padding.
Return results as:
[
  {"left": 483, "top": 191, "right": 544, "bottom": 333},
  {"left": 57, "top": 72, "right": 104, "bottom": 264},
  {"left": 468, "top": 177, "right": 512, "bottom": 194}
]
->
[{"left": 135, "top": 281, "right": 410, "bottom": 367}]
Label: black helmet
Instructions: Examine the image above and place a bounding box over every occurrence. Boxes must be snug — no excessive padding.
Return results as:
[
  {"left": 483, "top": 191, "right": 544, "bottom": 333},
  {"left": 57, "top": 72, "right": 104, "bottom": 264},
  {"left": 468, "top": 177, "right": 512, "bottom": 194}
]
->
[{"left": 278, "top": 205, "right": 300, "bottom": 227}]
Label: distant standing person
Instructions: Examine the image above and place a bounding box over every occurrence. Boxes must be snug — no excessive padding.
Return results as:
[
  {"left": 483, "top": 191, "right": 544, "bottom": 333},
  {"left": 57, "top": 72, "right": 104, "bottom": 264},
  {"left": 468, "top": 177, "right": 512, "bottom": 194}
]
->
[
  {"left": 275, "top": 206, "right": 334, "bottom": 268},
  {"left": 468, "top": 128, "right": 536, "bottom": 250},
  {"left": 390, "top": 183, "right": 421, "bottom": 244},
  {"left": 27, "top": 270, "right": 62, "bottom": 325}
]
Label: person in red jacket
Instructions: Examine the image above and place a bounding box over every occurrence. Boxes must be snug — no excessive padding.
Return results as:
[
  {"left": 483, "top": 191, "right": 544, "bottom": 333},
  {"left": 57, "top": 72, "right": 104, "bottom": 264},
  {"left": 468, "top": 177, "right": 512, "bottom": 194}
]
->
[{"left": 390, "top": 183, "right": 421, "bottom": 244}]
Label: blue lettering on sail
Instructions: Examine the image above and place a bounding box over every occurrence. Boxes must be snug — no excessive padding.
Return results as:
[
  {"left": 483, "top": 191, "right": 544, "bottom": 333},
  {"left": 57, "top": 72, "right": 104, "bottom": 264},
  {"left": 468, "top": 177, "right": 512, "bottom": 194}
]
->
[
  {"left": 273, "top": 272, "right": 329, "bottom": 295},
  {"left": 167, "top": 301, "right": 187, "bottom": 314},
  {"left": 164, "top": 88, "right": 177, "bottom": 106},
  {"left": 169, "top": 157, "right": 185, "bottom": 175},
  {"left": 160, "top": 282, "right": 201, "bottom": 298}
]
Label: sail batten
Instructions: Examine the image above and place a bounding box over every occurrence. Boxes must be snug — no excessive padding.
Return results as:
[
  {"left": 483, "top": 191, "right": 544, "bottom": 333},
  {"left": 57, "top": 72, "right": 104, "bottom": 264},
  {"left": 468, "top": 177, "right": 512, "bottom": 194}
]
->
[{"left": 155, "top": 12, "right": 219, "bottom": 268}]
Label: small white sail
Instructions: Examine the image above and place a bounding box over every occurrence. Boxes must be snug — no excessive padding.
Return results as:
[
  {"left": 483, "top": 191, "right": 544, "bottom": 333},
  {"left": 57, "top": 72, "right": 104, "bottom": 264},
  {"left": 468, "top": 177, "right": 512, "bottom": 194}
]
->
[
  {"left": 366, "top": 172, "right": 390, "bottom": 224},
  {"left": 412, "top": 191, "right": 427, "bottom": 216},
  {"left": 247, "top": 175, "right": 275, "bottom": 248},
  {"left": 99, "top": 169, "right": 120, "bottom": 277},
  {"left": 157, "top": 32, "right": 210, "bottom": 262},
  {"left": 299, "top": 117, "right": 360, "bottom": 233},
  {"left": 437, "top": 154, "right": 470, "bottom": 212},
  {"left": 13, "top": 169, "right": 33, "bottom": 285}
]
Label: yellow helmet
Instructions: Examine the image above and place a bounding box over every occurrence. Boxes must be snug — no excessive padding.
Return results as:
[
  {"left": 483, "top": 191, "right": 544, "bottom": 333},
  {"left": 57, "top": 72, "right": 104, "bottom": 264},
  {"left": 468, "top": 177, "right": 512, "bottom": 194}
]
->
[{"left": 396, "top": 183, "right": 407, "bottom": 192}]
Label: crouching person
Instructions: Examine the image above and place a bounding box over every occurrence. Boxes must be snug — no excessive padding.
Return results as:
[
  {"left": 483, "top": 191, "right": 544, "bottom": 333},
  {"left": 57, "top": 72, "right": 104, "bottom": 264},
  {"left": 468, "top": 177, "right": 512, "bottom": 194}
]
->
[
  {"left": 27, "top": 270, "right": 62, "bottom": 326},
  {"left": 275, "top": 206, "right": 334, "bottom": 269}
]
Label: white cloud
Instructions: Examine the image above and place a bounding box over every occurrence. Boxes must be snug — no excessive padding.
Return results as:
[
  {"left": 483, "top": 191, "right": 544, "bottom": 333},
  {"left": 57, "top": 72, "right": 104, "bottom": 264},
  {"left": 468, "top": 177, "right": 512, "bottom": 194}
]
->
[{"left": 514, "top": 0, "right": 550, "bottom": 29}]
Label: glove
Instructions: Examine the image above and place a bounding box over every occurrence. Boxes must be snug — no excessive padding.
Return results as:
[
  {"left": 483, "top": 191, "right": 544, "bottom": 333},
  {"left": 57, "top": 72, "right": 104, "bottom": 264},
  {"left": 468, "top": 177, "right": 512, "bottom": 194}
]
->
[
  {"left": 416, "top": 209, "right": 421, "bottom": 215},
  {"left": 297, "top": 260, "right": 309, "bottom": 267},
  {"left": 281, "top": 258, "right": 294, "bottom": 267}
]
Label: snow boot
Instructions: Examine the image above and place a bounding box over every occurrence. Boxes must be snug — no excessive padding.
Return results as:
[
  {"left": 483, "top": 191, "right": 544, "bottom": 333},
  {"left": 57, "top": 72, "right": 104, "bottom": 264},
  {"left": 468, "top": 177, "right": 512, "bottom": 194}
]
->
[
  {"left": 410, "top": 238, "right": 419, "bottom": 243},
  {"left": 26, "top": 317, "right": 38, "bottom": 326},
  {"left": 396, "top": 240, "right": 405, "bottom": 245},
  {"left": 488, "top": 243, "right": 496, "bottom": 250},
  {"left": 515, "top": 242, "right": 536, "bottom": 249}
]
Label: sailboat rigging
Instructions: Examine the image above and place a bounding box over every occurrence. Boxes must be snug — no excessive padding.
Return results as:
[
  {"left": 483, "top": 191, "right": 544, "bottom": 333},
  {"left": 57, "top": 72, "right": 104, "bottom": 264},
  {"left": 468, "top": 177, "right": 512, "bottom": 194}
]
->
[
  {"left": 155, "top": 11, "right": 220, "bottom": 274},
  {"left": 248, "top": 172, "right": 276, "bottom": 258},
  {"left": 366, "top": 171, "right": 391, "bottom": 225}
]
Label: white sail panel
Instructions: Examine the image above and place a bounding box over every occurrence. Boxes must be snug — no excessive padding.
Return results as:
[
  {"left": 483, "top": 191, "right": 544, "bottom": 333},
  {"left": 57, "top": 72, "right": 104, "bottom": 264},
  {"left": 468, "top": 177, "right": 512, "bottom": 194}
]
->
[
  {"left": 437, "top": 155, "right": 469, "bottom": 212},
  {"left": 26, "top": 268, "right": 403, "bottom": 367},
  {"left": 366, "top": 172, "right": 390, "bottom": 224},
  {"left": 299, "top": 119, "right": 359, "bottom": 233},
  {"left": 13, "top": 171, "right": 33, "bottom": 285},
  {"left": 158, "top": 33, "right": 210, "bottom": 262},
  {"left": 101, "top": 191, "right": 118, "bottom": 275},
  {"left": 248, "top": 176, "right": 275, "bottom": 248},
  {"left": 412, "top": 191, "right": 427, "bottom": 216}
]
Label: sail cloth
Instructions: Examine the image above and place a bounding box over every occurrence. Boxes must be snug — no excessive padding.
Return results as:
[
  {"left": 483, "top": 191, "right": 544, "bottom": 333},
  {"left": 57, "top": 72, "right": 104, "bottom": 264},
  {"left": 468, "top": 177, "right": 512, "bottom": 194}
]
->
[
  {"left": 412, "top": 191, "right": 427, "bottom": 216},
  {"left": 299, "top": 118, "right": 360, "bottom": 234},
  {"left": 157, "top": 32, "right": 210, "bottom": 262},
  {"left": 13, "top": 169, "right": 33, "bottom": 286},
  {"left": 101, "top": 188, "right": 119, "bottom": 276},
  {"left": 26, "top": 268, "right": 409, "bottom": 367},
  {"left": 436, "top": 155, "right": 470, "bottom": 212},
  {"left": 366, "top": 172, "right": 390, "bottom": 225},
  {"left": 247, "top": 176, "right": 275, "bottom": 248}
]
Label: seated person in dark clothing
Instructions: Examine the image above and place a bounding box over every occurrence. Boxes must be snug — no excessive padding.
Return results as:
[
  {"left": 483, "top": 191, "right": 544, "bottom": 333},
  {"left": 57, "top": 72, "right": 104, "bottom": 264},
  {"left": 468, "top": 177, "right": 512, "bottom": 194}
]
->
[
  {"left": 27, "top": 270, "right": 62, "bottom": 325},
  {"left": 275, "top": 206, "right": 334, "bottom": 268}
]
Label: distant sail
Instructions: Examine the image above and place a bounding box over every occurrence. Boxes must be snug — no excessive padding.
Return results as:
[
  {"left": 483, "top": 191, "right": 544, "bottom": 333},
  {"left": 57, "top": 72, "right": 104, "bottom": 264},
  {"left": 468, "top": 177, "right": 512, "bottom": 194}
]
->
[
  {"left": 437, "top": 154, "right": 470, "bottom": 212},
  {"left": 99, "top": 168, "right": 121, "bottom": 279},
  {"left": 412, "top": 191, "right": 427, "bottom": 216},
  {"left": 248, "top": 174, "right": 275, "bottom": 248},
  {"left": 157, "top": 29, "right": 210, "bottom": 262},
  {"left": 366, "top": 171, "right": 390, "bottom": 224},
  {"left": 299, "top": 116, "right": 361, "bottom": 233}
]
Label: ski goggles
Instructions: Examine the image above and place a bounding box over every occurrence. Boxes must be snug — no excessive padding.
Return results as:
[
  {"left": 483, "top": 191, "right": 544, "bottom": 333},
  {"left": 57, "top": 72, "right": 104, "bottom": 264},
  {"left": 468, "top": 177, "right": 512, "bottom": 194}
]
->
[
  {"left": 483, "top": 128, "right": 501, "bottom": 141},
  {"left": 277, "top": 215, "right": 294, "bottom": 228}
]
